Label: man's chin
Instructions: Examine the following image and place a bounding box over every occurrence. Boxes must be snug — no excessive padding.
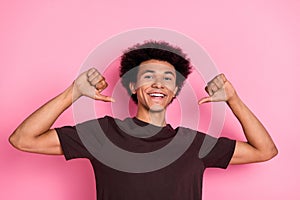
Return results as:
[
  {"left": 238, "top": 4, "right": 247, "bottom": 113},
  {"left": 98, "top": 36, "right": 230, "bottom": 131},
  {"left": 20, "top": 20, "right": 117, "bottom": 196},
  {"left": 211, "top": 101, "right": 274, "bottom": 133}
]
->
[{"left": 149, "top": 104, "right": 165, "bottom": 112}]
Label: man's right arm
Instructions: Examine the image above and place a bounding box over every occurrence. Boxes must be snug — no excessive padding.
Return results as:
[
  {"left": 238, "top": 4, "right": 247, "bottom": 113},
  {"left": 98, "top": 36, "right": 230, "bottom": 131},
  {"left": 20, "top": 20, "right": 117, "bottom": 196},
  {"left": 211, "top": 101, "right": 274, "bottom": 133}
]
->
[{"left": 9, "top": 68, "right": 113, "bottom": 155}]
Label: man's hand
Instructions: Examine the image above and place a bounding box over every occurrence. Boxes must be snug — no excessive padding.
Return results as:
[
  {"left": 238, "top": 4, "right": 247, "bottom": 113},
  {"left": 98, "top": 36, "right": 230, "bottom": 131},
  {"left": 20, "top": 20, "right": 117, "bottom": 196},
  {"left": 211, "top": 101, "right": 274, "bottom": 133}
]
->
[
  {"left": 73, "top": 68, "right": 115, "bottom": 102},
  {"left": 198, "top": 73, "right": 237, "bottom": 104}
]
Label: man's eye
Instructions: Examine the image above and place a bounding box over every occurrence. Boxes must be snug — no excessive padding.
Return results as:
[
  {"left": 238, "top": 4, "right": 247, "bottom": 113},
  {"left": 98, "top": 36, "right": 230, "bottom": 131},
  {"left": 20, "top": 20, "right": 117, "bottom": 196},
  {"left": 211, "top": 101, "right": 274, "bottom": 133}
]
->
[
  {"left": 144, "top": 75, "right": 153, "bottom": 79},
  {"left": 164, "top": 77, "right": 172, "bottom": 81}
]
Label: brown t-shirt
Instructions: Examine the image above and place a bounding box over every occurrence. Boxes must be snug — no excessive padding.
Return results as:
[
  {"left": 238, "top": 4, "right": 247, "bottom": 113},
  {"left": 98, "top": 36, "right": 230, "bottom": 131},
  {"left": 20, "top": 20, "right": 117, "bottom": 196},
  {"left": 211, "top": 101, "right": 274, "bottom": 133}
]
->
[{"left": 56, "top": 116, "right": 236, "bottom": 200}]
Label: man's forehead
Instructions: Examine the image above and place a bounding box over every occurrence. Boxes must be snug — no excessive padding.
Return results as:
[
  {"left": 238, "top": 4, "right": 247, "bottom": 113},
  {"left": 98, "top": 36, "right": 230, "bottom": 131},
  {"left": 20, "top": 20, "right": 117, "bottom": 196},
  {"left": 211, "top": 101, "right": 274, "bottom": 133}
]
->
[{"left": 138, "top": 60, "right": 176, "bottom": 73}]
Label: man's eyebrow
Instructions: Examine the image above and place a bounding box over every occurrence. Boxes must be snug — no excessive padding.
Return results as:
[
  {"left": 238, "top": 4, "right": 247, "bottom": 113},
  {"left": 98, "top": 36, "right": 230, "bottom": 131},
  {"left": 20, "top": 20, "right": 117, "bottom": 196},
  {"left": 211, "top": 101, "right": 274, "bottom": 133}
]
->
[
  {"left": 164, "top": 71, "right": 176, "bottom": 76},
  {"left": 140, "top": 70, "right": 176, "bottom": 76},
  {"left": 140, "top": 70, "right": 155, "bottom": 75}
]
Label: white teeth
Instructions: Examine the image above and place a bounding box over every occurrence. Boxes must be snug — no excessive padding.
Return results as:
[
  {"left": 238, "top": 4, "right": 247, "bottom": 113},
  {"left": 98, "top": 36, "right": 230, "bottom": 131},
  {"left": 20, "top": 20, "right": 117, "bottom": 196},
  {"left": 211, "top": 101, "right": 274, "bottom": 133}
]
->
[{"left": 149, "top": 93, "right": 164, "bottom": 97}]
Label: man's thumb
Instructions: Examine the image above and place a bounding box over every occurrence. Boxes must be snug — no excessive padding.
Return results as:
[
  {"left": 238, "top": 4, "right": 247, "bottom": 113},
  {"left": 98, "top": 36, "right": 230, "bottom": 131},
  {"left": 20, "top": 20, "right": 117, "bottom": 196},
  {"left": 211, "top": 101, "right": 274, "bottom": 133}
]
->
[
  {"left": 198, "top": 96, "right": 211, "bottom": 105},
  {"left": 95, "top": 94, "right": 115, "bottom": 102}
]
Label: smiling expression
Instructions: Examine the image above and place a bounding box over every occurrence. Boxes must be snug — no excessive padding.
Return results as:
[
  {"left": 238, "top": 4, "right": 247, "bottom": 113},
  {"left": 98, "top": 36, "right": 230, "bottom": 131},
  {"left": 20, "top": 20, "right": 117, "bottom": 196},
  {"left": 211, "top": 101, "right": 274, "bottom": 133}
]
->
[{"left": 129, "top": 59, "right": 178, "bottom": 113}]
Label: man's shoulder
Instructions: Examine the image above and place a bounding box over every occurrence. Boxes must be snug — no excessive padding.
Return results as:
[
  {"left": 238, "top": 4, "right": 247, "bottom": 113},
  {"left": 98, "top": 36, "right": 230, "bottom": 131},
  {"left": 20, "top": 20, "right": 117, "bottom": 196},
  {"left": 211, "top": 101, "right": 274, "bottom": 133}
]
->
[{"left": 175, "top": 126, "right": 205, "bottom": 136}]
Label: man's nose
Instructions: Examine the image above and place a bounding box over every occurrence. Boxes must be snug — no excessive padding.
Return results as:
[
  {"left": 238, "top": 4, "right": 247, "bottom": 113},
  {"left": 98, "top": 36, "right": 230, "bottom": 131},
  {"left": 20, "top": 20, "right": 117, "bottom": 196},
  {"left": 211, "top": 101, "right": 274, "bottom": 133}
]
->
[{"left": 151, "top": 77, "right": 164, "bottom": 88}]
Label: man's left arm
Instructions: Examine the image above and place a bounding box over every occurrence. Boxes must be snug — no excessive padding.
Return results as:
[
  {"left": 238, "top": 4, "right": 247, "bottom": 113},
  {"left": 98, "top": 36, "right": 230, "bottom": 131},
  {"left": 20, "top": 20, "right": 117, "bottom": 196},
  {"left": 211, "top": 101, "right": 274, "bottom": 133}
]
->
[{"left": 199, "top": 74, "right": 278, "bottom": 164}]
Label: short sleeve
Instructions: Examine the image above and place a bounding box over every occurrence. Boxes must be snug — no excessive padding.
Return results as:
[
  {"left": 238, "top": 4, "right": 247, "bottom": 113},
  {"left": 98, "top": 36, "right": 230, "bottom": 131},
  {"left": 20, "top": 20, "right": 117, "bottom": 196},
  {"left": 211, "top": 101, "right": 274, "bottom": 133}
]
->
[
  {"left": 201, "top": 137, "right": 236, "bottom": 169},
  {"left": 55, "top": 125, "right": 93, "bottom": 160}
]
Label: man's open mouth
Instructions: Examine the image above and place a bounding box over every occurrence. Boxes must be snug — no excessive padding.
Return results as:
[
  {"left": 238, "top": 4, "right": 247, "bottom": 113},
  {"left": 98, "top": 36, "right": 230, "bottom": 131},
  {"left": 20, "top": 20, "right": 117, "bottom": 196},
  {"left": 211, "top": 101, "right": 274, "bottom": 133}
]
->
[{"left": 149, "top": 93, "right": 166, "bottom": 98}]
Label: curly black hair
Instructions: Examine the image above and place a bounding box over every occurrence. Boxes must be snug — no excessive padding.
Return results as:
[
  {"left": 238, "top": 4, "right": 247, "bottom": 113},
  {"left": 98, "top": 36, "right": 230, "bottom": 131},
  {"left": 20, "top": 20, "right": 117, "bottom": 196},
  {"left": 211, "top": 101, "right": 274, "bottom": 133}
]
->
[{"left": 119, "top": 40, "right": 192, "bottom": 104}]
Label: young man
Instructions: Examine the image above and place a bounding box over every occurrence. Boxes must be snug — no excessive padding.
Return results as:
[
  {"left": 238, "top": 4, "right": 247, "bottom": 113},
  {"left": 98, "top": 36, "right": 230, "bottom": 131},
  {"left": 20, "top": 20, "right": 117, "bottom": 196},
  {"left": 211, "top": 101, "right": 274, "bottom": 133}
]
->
[{"left": 9, "top": 41, "right": 277, "bottom": 200}]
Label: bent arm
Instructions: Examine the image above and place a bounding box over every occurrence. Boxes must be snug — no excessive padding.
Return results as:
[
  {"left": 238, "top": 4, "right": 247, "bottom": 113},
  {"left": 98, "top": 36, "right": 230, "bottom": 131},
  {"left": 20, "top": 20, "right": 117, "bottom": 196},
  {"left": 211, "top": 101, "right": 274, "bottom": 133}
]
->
[
  {"left": 228, "top": 95, "right": 278, "bottom": 164},
  {"left": 9, "top": 84, "right": 76, "bottom": 154},
  {"left": 9, "top": 68, "right": 113, "bottom": 155},
  {"left": 199, "top": 74, "right": 278, "bottom": 164}
]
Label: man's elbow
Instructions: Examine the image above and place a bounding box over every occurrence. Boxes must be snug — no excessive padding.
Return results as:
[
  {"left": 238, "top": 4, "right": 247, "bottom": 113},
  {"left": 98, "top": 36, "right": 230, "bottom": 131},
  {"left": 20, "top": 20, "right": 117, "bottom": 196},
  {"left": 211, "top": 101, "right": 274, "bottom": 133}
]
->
[
  {"left": 9, "top": 132, "right": 22, "bottom": 150},
  {"left": 9, "top": 131, "right": 32, "bottom": 152},
  {"left": 260, "top": 145, "right": 278, "bottom": 162}
]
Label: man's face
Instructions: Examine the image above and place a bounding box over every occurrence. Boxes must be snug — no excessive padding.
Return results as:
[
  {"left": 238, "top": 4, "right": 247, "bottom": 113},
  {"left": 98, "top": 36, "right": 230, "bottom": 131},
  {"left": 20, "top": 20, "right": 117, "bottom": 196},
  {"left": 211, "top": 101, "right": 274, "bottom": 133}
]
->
[{"left": 129, "top": 59, "right": 178, "bottom": 112}]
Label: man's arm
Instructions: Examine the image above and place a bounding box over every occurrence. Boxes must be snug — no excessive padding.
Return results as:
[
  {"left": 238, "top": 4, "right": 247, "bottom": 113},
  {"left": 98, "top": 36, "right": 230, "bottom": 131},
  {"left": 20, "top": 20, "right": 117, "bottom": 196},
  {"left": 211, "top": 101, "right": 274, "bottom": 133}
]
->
[
  {"left": 199, "top": 74, "right": 278, "bottom": 164},
  {"left": 9, "top": 68, "right": 113, "bottom": 155}
]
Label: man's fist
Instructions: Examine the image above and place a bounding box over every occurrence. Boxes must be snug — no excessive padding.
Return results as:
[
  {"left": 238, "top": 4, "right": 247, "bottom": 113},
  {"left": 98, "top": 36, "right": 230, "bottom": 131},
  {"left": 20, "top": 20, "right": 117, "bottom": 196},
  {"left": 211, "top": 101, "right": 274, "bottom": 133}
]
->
[
  {"left": 73, "top": 68, "right": 115, "bottom": 102},
  {"left": 198, "top": 74, "right": 237, "bottom": 104}
]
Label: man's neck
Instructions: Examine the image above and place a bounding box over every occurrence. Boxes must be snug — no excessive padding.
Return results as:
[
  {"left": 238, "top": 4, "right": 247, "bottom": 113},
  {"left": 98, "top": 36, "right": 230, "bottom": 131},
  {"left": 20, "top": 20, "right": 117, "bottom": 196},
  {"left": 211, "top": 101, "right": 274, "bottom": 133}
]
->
[{"left": 136, "top": 109, "right": 167, "bottom": 127}]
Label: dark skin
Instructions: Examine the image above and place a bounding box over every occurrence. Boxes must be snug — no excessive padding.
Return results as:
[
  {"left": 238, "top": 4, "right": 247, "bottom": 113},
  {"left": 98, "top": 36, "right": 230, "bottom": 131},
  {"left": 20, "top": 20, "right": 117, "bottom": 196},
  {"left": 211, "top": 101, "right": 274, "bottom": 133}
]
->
[{"left": 9, "top": 59, "right": 278, "bottom": 165}]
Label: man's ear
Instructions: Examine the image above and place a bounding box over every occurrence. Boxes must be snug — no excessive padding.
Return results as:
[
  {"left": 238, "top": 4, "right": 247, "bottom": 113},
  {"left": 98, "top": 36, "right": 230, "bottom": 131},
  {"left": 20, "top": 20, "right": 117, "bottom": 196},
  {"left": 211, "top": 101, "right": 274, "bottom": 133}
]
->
[
  {"left": 173, "top": 86, "right": 178, "bottom": 97},
  {"left": 129, "top": 82, "right": 136, "bottom": 94}
]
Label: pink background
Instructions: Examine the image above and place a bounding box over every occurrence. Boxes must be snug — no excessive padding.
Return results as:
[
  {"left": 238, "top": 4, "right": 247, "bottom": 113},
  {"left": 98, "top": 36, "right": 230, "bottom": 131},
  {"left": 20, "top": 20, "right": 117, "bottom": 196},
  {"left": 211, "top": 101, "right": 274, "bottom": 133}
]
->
[{"left": 1, "top": 0, "right": 299, "bottom": 199}]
